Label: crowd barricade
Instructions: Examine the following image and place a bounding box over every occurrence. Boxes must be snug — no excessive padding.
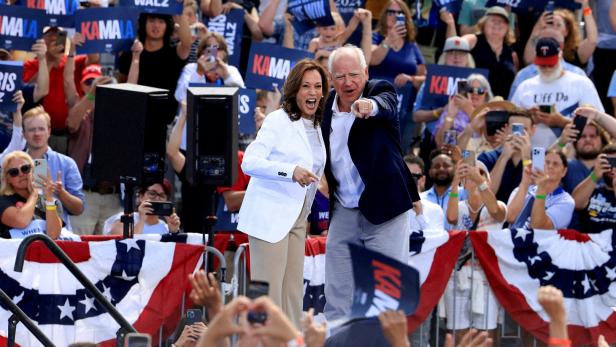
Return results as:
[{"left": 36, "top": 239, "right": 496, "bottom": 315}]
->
[
  {"left": 0, "top": 232, "right": 251, "bottom": 347},
  {"left": 232, "top": 228, "right": 616, "bottom": 346}
]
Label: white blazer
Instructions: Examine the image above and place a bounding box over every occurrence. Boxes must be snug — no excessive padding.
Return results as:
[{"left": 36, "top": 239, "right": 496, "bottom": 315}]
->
[{"left": 238, "top": 109, "right": 326, "bottom": 243}]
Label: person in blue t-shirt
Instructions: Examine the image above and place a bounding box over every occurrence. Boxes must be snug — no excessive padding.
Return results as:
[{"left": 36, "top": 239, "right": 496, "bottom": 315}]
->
[
  {"left": 571, "top": 144, "right": 616, "bottom": 233},
  {"left": 507, "top": 150, "right": 574, "bottom": 230},
  {"left": 370, "top": 0, "right": 426, "bottom": 85}
]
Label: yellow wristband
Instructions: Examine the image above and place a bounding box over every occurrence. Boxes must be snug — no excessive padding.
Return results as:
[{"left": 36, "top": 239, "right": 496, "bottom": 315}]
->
[
  {"left": 45, "top": 205, "right": 57, "bottom": 211},
  {"left": 432, "top": 109, "right": 439, "bottom": 118},
  {"left": 523, "top": 159, "right": 532, "bottom": 167}
]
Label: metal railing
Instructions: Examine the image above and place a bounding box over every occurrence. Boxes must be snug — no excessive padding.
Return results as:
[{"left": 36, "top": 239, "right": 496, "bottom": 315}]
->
[
  {"left": 14, "top": 234, "right": 137, "bottom": 345},
  {"left": 0, "top": 288, "right": 55, "bottom": 347}
]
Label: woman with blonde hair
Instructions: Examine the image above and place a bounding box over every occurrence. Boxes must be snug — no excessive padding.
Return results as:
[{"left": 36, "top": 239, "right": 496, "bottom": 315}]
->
[
  {"left": 462, "top": 6, "right": 519, "bottom": 98},
  {"left": 0, "top": 151, "right": 61, "bottom": 239}
]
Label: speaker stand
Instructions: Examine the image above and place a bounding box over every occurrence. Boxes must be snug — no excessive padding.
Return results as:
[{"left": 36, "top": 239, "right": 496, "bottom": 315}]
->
[
  {"left": 198, "top": 185, "right": 218, "bottom": 273},
  {"left": 120, "top": 176, "right": 137, "bottom": 239}
]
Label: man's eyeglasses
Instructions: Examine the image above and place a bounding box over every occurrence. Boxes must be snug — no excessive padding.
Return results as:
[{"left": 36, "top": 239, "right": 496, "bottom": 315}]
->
[
  {"left": 7, "top": 164, "right": 32, "bottom": 177},
  {"left": 333, "top": 72, "right": 362, "bottom": 81},
  {"left": 410, "top": 172, "right": 423, "bottom": 180},
  {"left": 145, "top": 190, "right": 167, "bottom": 199},
  {"left": 386, "top": 9, "right": 405, "bottom": 16},
  {"left": 469, "top": 87, "right": 487, "bottom": 95}
]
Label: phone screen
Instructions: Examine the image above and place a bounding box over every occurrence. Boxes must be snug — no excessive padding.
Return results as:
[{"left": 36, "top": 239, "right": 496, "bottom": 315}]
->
[
  {"left": 485, "top": 110, "right": 509, "bottom": 136},
  {"left": 457, "top": 80, "right": 468, "bottom": 96},
  {"left": 146, "top": 201, "right": 174, "bottom": 216},
  {"left": 185, "top": 308, "right": 203, "bottom": 325},
  {"left": 539, "top": 105, "right": 553, "bottom": 113},
  {"left": 247, "top": 281, "right": 269, "bottom": 299},
  {"left": 56, "top": 31, "right": 68, "bottom": 47},
  {"left": 247, "top": 281, "right": 269, "bottom": 324},
  {"left": 444, "top": 130, "right": 457, "bottom": 146},
  {"left": 532, "top": 147, "right": 545, "bottom": 172},
  {"left": 573, "top": 115, "right": 587, "bottom": 140},
  {"left": 33, "top": 159, "right": 47, "bottom": 187},
  {"left": 124, "top": 333, "right": 151, "bottom": 347},
  {"left": 462, "top": 150, "right": 476, "bottom": 166},
  {"left": 607, "top": 157, "right": 616, "bottom": 168}
]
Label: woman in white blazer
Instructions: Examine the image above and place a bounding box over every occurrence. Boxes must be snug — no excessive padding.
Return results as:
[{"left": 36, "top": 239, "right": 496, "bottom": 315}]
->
[{"left": 238, "top": 59, "right": 329, "bottom": 327}]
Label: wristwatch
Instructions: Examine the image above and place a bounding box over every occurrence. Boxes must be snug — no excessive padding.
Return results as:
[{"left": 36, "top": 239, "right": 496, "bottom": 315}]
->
[{"left": 381, "top": 42, "right": 390, "bottom": 50}]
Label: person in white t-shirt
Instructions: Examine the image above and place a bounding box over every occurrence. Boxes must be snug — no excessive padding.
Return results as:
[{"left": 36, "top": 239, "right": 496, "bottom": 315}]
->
[
  {"left": 511, "top": 37, "right": 604, "bottom": 148},
  {"left": 445, "top": 159, "right": 507, "bottom": 341},
  {"left": 404, "top": 155, "right": 445, "bottom": 233}
]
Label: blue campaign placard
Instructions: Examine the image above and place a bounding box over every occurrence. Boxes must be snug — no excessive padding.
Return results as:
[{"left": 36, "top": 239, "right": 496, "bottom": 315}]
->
[
  {"left": 349, "top": 243, "right": 420, "bottom": 319},
  {"left": 0, "top": 5, "right": 44, "bottom": 51},
  {"left": 119, "top": 0, "right": 183, "bottom": 15},
  {"left": 0, "top": 61, "right": 23, "bottom": 113},
  {"left": 245, "top": 42, "right": 314, "bottom": 91},
  {"left": 485, "top": 0, "right": 580, "bottom": 13},
  {"left": 287, "top": 0, "right": 334, "bottom": 35},
  {"left": 75, "top": 7, "right": 139, "bottom": 54},
  {"left": 21, "top": 0, "right": 78, "bottom": 28},
  {"left": 433, "top": 0, "right": 463, "bottom": 13},
  {"left": 421, "top": 64, "right": 489, "bottom": 109},
  {"left": 334, "top": 0, "right": 365, "bottom": 46},
  {"left": 212, "top": 197, "right": 239, "bottom": 232},
  {"left": 188, "top": 83, "right": 257, "bottom": 135},
  {"left": 204, "top": 9, "right": 244, "bottom": 69}
]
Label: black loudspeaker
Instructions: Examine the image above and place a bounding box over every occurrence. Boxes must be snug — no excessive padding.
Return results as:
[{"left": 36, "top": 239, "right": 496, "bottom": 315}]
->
[
  {"left": 186, "top": 87, "right": 238, "bottom": 186},
  {"left": 91, "top": 83, "right": 170, "bottom": 185}
]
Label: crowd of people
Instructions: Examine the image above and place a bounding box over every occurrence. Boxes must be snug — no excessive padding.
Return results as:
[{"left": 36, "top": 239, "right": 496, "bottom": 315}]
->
[{"left": 1, "top": 0, "right": 616, "bottom": 345}]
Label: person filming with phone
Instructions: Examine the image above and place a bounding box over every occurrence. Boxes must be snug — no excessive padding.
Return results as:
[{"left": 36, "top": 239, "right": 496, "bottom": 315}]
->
[
  {"left": 21, "top": 106, "right": 85, "bottom": 231},
  {"left": 478, "top": 110, "right": 536, "bottom": 203},
  {"left": 174, "top": 32, "right": 245, "bottom": 105},
  {"left": 506, "top": 149, "right": 574, "bottom": 230},
  {"left": 571, "top": 144, "right": 616, "bottom": 233},
  {"left": 105, "top": 180, "right": 180, "bottom": 235},
  {"left": 0, "top": 151, "right": 62, "bottom": 240}
]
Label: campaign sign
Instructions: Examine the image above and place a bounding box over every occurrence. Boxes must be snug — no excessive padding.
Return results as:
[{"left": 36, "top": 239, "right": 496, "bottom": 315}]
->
[
  {"left": 334, "top": 0, "right": 365, "bottom": 46},
  {"left": 0, "top": 5, "right": 44, "bottom": 51},
  {"left": 349, "top": 243, "right": 420, "bottom": 318},
  {"left": 421, "top": 64, "right": 489, "bottom": 108},
  {"left": 485, "top": 0, "right": 579, "bottom": 13},
  {"left": 246, "top": 42, "right": 314, "bottom": 91},
  {"left": 212, "top": 197, "right": 239, "bottom": 232},
  {"left": 75, "top": 8, "right": 138, "bottom": 54},
  {"left": 204, "top": 9, "right": 244, "bottom": 69},
  {"left": 188, "top": 83, "right": 257, "bottom": 134},
  {"left": 119, "top": 0, "right": 183, "bottom": 15},
  {"left": 433, "top": 0, "right": 463, "bottom": 13},
  {"left": 23, "top": 0, "right": 78, "bottom": 27},
  {"left": 287, "top": 0, "right": 334, "bottom": 35},
  {"left": 0, "top": 61, "right": 22, "bottom": 113}
]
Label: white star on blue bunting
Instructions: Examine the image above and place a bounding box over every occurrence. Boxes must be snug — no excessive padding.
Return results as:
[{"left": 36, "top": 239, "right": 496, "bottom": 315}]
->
[
  {"left": 79, "top": 295, "right": 96, "bottom": 314},
  {"left": 58, "top": 299, "right": 76, "bottom": 321}
]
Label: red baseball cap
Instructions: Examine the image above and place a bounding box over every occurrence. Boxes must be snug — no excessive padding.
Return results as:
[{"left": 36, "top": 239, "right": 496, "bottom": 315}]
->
[{"left": 81, "top": 64, "right": 103, "bottom": 83}]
